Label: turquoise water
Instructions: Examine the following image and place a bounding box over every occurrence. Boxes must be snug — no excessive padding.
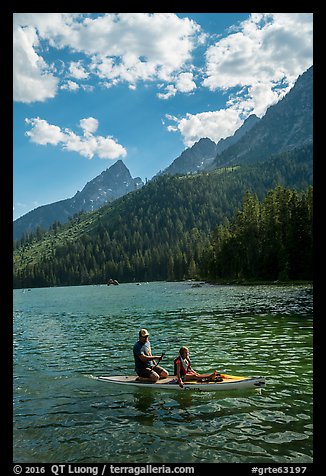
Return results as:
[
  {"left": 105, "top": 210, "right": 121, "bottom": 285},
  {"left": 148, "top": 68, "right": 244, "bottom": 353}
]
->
[{"left": 13, "top": 282, "right": 313, "bottom": 463}]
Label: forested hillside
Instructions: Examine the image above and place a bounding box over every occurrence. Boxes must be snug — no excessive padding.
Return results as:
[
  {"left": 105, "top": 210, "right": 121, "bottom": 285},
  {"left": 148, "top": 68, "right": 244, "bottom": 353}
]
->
[
  {"left": 13, "top": 144, "right": 312, "bottom": 288},
  {"left": 201, "top": 186, "right": 313, "bottom": 282}
]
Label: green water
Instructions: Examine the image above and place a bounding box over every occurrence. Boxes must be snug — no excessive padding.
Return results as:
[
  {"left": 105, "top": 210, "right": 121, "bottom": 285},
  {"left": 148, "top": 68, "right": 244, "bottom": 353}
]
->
[{"left": 13, "top": 282, "right": 313, "bottom": 463}]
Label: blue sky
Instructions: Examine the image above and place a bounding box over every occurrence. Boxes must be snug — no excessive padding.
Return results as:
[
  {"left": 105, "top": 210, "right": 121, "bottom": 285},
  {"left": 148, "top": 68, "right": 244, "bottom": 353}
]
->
[{"left": 13, "top": 13, "right": 313, "bottom": 221}]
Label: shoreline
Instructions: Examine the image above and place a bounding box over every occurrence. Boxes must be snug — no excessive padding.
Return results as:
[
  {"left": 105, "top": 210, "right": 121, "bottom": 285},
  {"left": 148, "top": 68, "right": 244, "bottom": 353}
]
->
[
  {"left": 14, "top": 279, "right": 313, "bottom": 290},
  {"left": 188, "top": 278, "right": 313, "bottom": 286}
]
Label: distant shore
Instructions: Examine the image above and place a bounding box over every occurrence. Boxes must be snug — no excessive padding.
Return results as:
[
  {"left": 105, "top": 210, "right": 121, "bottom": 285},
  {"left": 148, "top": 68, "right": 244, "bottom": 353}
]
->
[{"left": 188, "top": 278, "right": 313, "bottom": 286}]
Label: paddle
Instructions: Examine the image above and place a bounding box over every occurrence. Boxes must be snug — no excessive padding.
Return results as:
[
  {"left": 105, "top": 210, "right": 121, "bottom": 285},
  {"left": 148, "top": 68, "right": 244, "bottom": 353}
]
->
[
  {"left": 150, "top": 336, "right": 182, "bottom": 374},
  {"left": 151, "top": 352, "right": 165, "bottom": 371}
]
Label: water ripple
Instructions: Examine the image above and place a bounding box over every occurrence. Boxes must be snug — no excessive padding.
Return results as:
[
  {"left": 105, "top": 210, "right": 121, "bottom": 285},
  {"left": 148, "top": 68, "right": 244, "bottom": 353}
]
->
[{"left": 13, "top": 283, "right": 313, "bottom": 463}]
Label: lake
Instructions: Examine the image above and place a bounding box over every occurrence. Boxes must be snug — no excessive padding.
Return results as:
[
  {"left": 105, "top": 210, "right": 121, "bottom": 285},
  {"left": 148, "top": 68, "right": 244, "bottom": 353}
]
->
[{"left": 13, "top": 281, "right": 313, "bottom": 463}]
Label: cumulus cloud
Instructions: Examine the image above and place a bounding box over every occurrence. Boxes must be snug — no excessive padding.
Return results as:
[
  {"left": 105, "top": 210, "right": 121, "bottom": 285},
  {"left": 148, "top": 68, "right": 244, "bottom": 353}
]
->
[
  {"left": 175, "top": 72, "right": 197, "bottom": 93},
  {"left": 203, "top": 13, "right": 312, "bottom": 108},
  {"left": 13, "top": 13, "right": 202, "bottom": 103},
  {"left": 13, "top": 23, "right": 59, "bottom": 102},
  {"left": 25, "top": 117, "right": 127, "bottom": 160},
  {"left": 166, "top": 109, "right": 243, "bottom": 148},
  {"left": 167, "top": 13, "right": 313, "bottom": 146},
  {"left": 25, "top": 118, "right": 65, "bottom": 145},
  {"left": 68, "top": 61, "right": 89, "bottom": 80},
  {"left": 157, "top": 71, "right": 197, "bottom": 99},
  {"left": 79, "top": 117, "right": 99, "bottom": 136},
  {"left": 60, "top": 80, "right": 79, "bottom": 91},
  {"left": 14, "top": 13, "right": 313, "bottom": 148},
  {"left": 83, "top": 13, "right": 201, "bottom": 84},
  {"left": 157, "top": 72, "right": 197, "bottom": 99},
  {"left": 157, "top": 84, "right": 177, "bottom": 100}
]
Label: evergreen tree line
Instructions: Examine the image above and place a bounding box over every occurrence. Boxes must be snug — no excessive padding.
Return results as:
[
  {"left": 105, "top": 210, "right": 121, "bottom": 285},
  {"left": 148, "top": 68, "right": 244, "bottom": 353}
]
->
[
  {"left": 200, "top": 186, "right": 313, "bottom": 281},
  {"left": 13, "top": 214, "right": 84, "bottom": 251},
  {"left": 13, "top": 144, "right": 312, "bottom": 288}
]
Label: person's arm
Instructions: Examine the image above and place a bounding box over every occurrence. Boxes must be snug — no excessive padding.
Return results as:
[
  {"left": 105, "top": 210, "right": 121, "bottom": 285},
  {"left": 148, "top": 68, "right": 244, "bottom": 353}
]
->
[
  {"left": 186, "top": 360, "right": 199, "bottom": 377},
  {"left": 138, "top": 353, "right": 161, "bottom": 363},
  {"left": 186, "top": 364, "right": 201, "bottom": 377},
  {"left": 175, "top": 362, "right": 184, "bottom": 388}
]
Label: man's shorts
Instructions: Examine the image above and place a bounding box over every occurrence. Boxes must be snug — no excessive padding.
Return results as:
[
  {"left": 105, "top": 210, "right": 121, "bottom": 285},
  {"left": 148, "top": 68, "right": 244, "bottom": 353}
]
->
[{"left": 136, "top": 366, "right": 165, "bottom": 378}]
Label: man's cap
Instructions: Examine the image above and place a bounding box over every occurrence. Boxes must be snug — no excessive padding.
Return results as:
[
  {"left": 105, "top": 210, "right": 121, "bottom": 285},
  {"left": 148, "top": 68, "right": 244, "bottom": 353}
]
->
[{"left": 139, "top": 328, "right": 149, "bottom": 337}]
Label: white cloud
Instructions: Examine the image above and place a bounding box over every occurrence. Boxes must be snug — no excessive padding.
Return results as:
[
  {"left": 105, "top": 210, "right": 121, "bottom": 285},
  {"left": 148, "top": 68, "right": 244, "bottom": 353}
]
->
[
  {"left": 25, "top": 118, "right": 65, "bottom": 145},
  {"left": 157, "top": 84, "right": 177, "bottom": 100},
  {"left": 166, "top": 109, "right": 243, "bottom": 147},
  {"left": 81, "top": 13, "right": 201, "bottom": 84},
  {"left": 25, "top": 117, "right": 127, "bottom": 160},
  {"left": 157, "top": 72, "right": 197, "bottom": 99},
  {"left": 14, "top": 13, "right": 313, "bottom": 149},
  {"left": 175, "top": 72, "right": 196, "bottom": 93},
  {"left": 167, "top": 13, "right": 313, "bottom": 146},
  {"left": 13, "top": 13, "right": 202, "bottom": 103},
  {"left": 68, "top": 61, "right": 89, "bottom": 80},
  {"left": 13, "top": 23, "right": 59, "bottom": 103},
  {"left": 95, "top": 136, "right": 127, "bottom": 159},
  {"left": 60, "top": 80, "right": 79, "bottom": 91},
  {"left": 202, "top": 13, "right": 312, "bottom": 108},
  {"left": 79, "top": 117, "right": 99, "bottom": 136}
]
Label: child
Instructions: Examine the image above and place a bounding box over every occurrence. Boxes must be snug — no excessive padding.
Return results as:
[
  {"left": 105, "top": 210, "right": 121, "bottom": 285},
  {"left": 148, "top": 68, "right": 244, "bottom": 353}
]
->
[{"left": 174, "top": 346, "right": 222, "bottom": 388}]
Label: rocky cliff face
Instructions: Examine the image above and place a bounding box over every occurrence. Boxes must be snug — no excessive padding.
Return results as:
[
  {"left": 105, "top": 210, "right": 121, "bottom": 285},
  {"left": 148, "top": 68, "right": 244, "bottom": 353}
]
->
[
  {"left": 158, "top": 137, "right": 218, "bottom": 176},
  {"left": 158, "top": 114, "right": 260, "bottom": 177},
  {"left": 208, "top": 66, "right": 313, "bottom": 169},
  {"left": 70, "top": 160, "right": 143, "bottom": 212},
  {"left": 13, "top": 160, "right": 143, "bottom": 240}
]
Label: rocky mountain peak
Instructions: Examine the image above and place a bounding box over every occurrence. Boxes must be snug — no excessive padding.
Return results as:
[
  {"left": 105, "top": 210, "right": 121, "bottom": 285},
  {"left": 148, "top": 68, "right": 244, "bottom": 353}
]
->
[{"left": 13, "top": 160, "right": 144, "bottom": 240}]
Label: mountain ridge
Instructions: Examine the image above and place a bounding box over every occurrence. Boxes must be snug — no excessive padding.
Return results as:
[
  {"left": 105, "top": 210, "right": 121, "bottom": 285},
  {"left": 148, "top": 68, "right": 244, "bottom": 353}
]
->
[
  {"left": 13, "top": 143, "right": 313, "bottom": 288},
  {"left": 13, "top": 160, "right": 143, "bottom": 240},
  {"left": 158, "top": 114, "right": 260, "bottom": 177},
  {"left": 207, "top": 66, "right": 313, "bottom": 170},
  {"left": 14, "top": 66, "right": 312, "bottom": 241}
]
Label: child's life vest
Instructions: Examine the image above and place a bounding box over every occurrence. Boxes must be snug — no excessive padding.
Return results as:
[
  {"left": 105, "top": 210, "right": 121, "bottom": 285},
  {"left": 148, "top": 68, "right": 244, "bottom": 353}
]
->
[{"left": 174, "top": 356, "right": 191, "bottom": 377}]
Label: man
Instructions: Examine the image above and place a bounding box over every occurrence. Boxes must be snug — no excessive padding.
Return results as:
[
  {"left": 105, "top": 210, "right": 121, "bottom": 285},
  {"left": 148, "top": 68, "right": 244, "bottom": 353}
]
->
[{"left": 133, "top": 328, "right": 169, "bottom": 382}]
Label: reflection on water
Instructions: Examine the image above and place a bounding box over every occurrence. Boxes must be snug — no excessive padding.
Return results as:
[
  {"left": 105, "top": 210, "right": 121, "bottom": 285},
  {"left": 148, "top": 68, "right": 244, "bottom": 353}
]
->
[
  {"left": 133, "top": 388, "right": 194, "bottom": 416},
  {"left": 13, "top": 282, "right": 313, "bottom": 463},
  {"left": 133, "top": 389, "right": 156, "bottom": 413}
]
